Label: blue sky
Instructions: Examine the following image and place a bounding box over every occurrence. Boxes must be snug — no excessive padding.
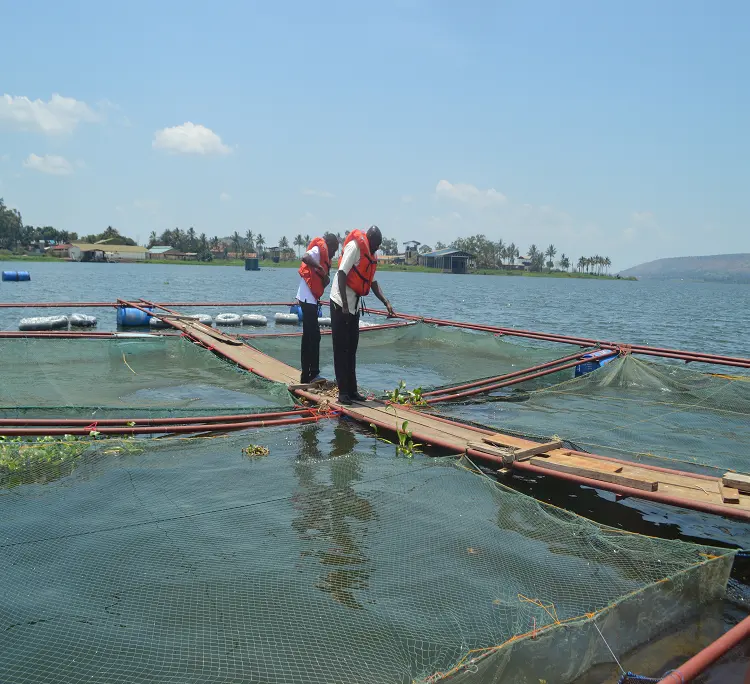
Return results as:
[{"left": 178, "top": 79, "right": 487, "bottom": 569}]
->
[{"left": 1, "top": 0, "right": 748, "bottom": 270}]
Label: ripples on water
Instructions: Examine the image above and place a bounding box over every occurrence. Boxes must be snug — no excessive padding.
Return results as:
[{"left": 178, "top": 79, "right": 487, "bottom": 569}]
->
[
  {"left": 1, "top": 261, "right": 749, "bottom": 681},
  {"left": 1, "top": 261, "right": 748, "bottom": 358}
]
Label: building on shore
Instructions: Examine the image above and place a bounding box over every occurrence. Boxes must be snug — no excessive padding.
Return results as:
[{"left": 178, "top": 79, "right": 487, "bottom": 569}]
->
[
  {"left": 70, "top": 243, "right": 147, "bottom": 262},
  {"left": 418, "top": 248, "right": 475, "bottom": 274}
]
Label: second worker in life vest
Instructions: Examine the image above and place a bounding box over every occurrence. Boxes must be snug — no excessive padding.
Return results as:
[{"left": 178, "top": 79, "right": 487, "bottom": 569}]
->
[
  {"left": 329, "top": 225, "right": 395, "bottom": 405},
  {"left": 297, "top": 233, "right": 340, "bottom": 384}
]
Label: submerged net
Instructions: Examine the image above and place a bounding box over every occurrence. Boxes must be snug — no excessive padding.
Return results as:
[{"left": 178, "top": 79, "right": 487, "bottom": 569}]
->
[
  {"left": 0, "top": 423, "right": 735, "bottom": 683},
  {"left": 249, "top": 322, "right": 570, "bottom": 393},
  {"left": 0, "top": 336, "right": 293, "bottom": 418},
  {"left": 438, "top": 355, "right": 750, "bottom": 476}
]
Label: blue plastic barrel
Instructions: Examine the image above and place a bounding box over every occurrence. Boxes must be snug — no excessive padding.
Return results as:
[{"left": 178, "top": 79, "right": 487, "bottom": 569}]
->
[
  {"left": 574, "top": 350, "right": 617, "bottom": 377},
  {"left": 289, "top": 304, "right": 325, "bottom": 322},
  {"left": 117, "top": 306, "right": 153, "bottom": 327},
  {"left": 17, "top": 271, "right": 30, "bottom": 281},
  {"left": 2, "top": 271, "right": 18, "bottom": 281}
]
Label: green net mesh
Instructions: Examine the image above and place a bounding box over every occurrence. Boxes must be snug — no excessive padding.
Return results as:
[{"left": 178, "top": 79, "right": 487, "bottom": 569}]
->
[
  {"left": 437, "top": 355, "right": 750, "bottom": 476},
  {"left": 0, "top": 423, "right": 735, "bottom": 683},
  {"left": 0, "top": 337, "right": 294, "bottom": 417},
  {"left": 249, "top": 322, "right": 570, "bottom": 393}
]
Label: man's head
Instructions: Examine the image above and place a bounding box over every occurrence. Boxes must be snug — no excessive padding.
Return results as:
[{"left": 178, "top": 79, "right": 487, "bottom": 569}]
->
[
  {"left": 323, "top": 233, "right": 339, "bottom": 257},
  {"left": 366, "top": 225, "right": 382, "bottom": 253}
]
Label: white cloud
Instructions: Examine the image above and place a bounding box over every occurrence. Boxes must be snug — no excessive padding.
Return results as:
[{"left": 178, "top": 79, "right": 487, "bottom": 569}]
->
[
  {"left": 1, "top": 154, "right": 9, "bottom": 162},
  {"left": 435, "top": 180, "right": 507, "bottom": 208},
  {"left": 302, "top": 188, "right": 334, "bottom": 198},
  {"left": 220, "top": 192, "right": 231, "bottom": 202},
  {"left": 0, "top": 94, "right": 99, "bottom": 135},
  {"left": 152, "top": 122, "right": 231, "bottom": 155},
  {"left": 22, "top": 153, "right": 73, "bottom": 176},
  {"left": 300, "top": 212, "right": 315, "bottom": 222},
  {"left": 401, "top": 195, "right": 414, "bottom": 204}
]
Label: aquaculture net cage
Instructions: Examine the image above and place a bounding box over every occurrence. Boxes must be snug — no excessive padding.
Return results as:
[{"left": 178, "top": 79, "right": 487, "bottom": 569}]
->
[
  {"left": 0, "top": 336, "right": 294, "bottom": 419},
  {"left": 436, "top": 354, "right": 750, "bottom": 477},
  {"left": 249, "top": 322, "right": 575, "bottom": 394},
  {"left": 0, "top": 423, "right": 736, "bottom": 684}
]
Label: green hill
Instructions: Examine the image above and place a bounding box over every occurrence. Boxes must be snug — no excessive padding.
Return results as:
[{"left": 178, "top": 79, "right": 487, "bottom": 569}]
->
[{"left": 620, "top": 253, "right": 750, "bottom": 284}]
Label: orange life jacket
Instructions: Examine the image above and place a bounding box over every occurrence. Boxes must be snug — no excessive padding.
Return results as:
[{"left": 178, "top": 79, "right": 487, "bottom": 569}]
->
[
  {"left": 343, "top": 229, "right": 377, "bottom": 297},
  {"left": 298, "top": 237, "right": 331, "bottom": 300}
]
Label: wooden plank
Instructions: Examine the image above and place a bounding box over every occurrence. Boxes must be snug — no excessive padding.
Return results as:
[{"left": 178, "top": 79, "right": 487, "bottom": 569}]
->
[
  {"left": 510, "top": 440, "right": 564, "bottom": 461},
  {"left": 721, "top": 487, "right": 741, "bottom": 504},
  {"left": 546, "top": 454, "right": 623, "bottom": 474},
  {"left": 529, "top": 457, "right": 659, "bottom": 492},
  {"left": 482, "top": 432, "right": 537, "bottom": 450},
  {"left": 722, "top": 472, "right": 750, "bottom": 494},
  {"left": 467, "top": 441, "right": 514, "bottom": 459}
]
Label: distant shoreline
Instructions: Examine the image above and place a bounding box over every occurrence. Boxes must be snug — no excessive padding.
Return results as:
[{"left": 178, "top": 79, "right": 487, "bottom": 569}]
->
[{"left": 0, "top": 254, "right": 635, "bottom": 280}]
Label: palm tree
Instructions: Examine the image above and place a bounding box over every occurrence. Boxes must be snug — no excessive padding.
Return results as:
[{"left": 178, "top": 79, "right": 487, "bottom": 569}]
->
[
  {"left": 245, "top": 230, "right": 255, "bottom": 254},
  {"left": 187, "top": 227, "right": 197, "bottom": 252},
  {"left": 256, "top": 234, "right": 266, "bottom": 258},
  {"left": 304, "top": 234, "right": 311, "bottom": 246},
  {"left": 545, "top": 244, "right": 557, "bottom": 272},
  {"left": 604, "top": 256, "right": 611, "bottom": 274},
  {"left": 559, "top": 254, "right": 570, "bottom": 271},
  {"left": 231, "top": 231, "right": 241, "bottom": 258},
  {"left": 148, "top": 231, "right": 157, "bottom": 248},
  {"left": 495, "top": 238, "right": 505, "bottom": 268},
  {"left": 280, "top": 235, "right": 290, "bottom": 250},
  {"left": 294, "top": 234, "right": 304, "bottom": 258},
  {"left": 577, "top": 256, "right": 586, "bottom": 273}
]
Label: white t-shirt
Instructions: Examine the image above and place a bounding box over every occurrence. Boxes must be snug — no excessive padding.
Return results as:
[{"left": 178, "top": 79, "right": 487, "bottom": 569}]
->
[
  {"left": 296, "top": 246, "right": 321, "bottom": 304},
  {"left": 330, "top": 240, "right": 362, "bottom": 313}
]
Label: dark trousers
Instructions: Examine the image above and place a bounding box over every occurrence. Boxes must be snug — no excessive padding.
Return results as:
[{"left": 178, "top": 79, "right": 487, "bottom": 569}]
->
[
  {"left": 300, "top": 301, "right": 321, "bottom": 383},
  {"left": 330, "top": 300, "right": 360, "bottom": 397}
]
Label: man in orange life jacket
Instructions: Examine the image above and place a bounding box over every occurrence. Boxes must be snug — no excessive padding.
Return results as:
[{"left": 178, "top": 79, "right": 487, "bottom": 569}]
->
[
  {"left": 297, "top": 233, "right": 340, "bottom": 384},
  {"left": 330, "top": 225, "right": 395, "bottom": 405}
]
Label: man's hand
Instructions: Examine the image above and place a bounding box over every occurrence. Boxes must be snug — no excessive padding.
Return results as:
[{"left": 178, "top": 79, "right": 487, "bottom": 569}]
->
[{"left": 386, "top": 302, "right": 396, "bottom": 318}]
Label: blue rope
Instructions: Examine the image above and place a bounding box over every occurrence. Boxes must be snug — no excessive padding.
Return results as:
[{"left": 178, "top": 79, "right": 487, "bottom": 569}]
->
[{"left": 617, "top": 672, "right": 661, "bottom": 683}]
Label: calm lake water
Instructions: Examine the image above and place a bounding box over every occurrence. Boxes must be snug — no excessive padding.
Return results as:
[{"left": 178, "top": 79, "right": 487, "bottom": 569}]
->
[
  {"left": 1, "top": 260, "right": 749, "bottom": 682},
  {"left": 1, "top": 260, "right": 749, "bottom": 359}
]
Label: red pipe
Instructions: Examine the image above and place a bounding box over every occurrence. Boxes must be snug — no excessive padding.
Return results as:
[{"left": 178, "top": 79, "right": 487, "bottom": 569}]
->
[
  {"left": 423, "top": 350, "right": 597, "bottom": 397},
  {"left": 657, "top": 614, "right": 750, "bottom": 683},
  {"left": 426, "top": 352, "right": 619, "bottom": 403},
  {"left": 0, "top": 409, "right": 312, "bottom": 427},
  {"left": 363, "top": 308, "right": 750, "bottom": 367},
  {"left": 506, "top": 458, "right": 750, "bottom": 522},
  {"left": 0, "top": 301, "right": 296, "bottom": 309},
  {"left": 0, "top": 415, "right": 318, "bottom": 437}
]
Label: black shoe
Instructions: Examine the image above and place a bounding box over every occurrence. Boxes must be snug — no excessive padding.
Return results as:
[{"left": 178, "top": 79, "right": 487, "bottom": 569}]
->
[
  {"left": 352, "top": 392, "right": 367, "bottom": 402},
  {"left": 338, "top": 394, "right": 353, "bottom": 405}
]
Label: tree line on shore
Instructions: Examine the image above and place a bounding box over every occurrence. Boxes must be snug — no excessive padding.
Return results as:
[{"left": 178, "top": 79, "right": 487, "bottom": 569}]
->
[{"left": 2, "top": 199, "right": 612, "bottom": 274}]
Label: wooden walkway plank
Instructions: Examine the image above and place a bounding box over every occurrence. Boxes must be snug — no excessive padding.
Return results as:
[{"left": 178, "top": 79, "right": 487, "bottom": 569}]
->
[{"left": 161, "top": 317, "right": 750, "bottom": 522}]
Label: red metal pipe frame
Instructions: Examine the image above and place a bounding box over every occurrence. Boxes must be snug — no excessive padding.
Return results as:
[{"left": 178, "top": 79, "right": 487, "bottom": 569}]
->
[
  {"left": 0, "top": 415, "right": 319, "bottom": 437},
  {"left": 423, "top": 349, "right": 595, "bottom": 397},
  {"left": 0, "top": 301, "right": 296, "bottom": 308},
  {"left": 362, "top": 308, "right": 750, "bottom": 368},
  {"left": 0, "top": 409, "right": 312, "bottom": 427},
  {"left": 505, "top": 457, "right": 750, "bottom": 522},
  {"left": 656, "top": 614, "right": 750, "bottom": 683},
  {"left": 424, "top": 352, "right": 612, "bottom": 403}
]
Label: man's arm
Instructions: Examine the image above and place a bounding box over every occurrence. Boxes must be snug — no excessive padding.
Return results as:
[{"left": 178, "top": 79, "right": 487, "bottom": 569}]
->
[
  {"left": 301, "top": 252, "right": 325, "bottom": 278},
  {"left": 337, "top": 271, "right": 349, "bottom": 315},
  {"left": 371, "top": 281, "right": 395, "bottom": 317}
]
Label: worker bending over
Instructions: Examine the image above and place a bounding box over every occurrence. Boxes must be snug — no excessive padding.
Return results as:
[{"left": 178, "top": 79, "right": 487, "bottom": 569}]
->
[
  {"left": 330, "top": 225, "right": 395, "bottom": 404},
  {"left": 297, "top": 233, "right": 340, "bottom": 384}
]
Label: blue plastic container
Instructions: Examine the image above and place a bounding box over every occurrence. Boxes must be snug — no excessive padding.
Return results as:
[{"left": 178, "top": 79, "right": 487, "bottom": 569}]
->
[
  {"left": 117, "top": 306, "right": 153, "bottom": 327},
  {"left": 289, "top": 304, "right": 324, "bottom": 321},
  {"left": 574, "top": 349, "right": 617, "bottom": 377},
  {"left": 2, "top": 270, "right": 30, "bottom": 281}
]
